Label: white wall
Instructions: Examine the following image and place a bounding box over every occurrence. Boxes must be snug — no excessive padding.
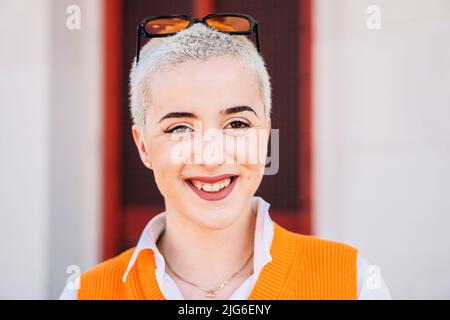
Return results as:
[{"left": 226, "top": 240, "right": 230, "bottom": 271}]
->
[
  {"left": 0, "top": 0, "right": 51, "bottom": 299},
  {"left": 314, "top": 0, "right": 450, "bottom": 299},
  {"left": 0, "top": 0, "right": 102, "bottom": 299},
  {"left": 47, "top": 0, "right": 102, "bottom": 299}
]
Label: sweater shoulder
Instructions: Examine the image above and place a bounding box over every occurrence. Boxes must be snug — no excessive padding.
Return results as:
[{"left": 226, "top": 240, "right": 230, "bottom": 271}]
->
[
  {"left": 275, "top": 223, "right": 359, "bottom": 255},
  {"left": 273, "top": 224, "right": 359, "bottom": 299},
  {"left": 297, "top": 233, "right": 359, "bottom": 255},
  {"left": 78, "top": 247, "right": 136, "bottom": 299},
  {"left": 82, "top": 247, "right": 136, "bottom": 277}
]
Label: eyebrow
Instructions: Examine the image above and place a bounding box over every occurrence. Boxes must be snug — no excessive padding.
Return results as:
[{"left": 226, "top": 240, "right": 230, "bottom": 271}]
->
[{"left": 158, "top": 105, "right": 258, "bottom": 123}]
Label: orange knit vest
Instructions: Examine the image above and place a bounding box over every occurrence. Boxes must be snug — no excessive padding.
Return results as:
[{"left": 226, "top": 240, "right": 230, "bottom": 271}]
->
[{"left": 78, "top": 223, "right": 358, "bottom": 300}]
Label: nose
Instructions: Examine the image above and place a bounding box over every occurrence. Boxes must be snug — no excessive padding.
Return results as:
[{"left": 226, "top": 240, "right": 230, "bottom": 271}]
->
[{"left": 194, "top": 129, "right": 223, "bottom": 166}]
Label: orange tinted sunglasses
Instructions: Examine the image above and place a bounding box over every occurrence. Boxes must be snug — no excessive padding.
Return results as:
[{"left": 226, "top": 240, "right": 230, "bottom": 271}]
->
[{"left": 136, "top": 13, "right": 261, "bottom": 63}]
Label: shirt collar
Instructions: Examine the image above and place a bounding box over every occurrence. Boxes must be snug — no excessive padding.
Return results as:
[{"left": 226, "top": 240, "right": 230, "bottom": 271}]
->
[{"left": 122, "top": 196, "right": 274, "bottom": 283}]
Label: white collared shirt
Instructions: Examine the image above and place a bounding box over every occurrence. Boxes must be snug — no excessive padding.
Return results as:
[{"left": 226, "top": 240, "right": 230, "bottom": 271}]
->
[{"left": 60, "top": 196, "right": 392, "bottom": 300}]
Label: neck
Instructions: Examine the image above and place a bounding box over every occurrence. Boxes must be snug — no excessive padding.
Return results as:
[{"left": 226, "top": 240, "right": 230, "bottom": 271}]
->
[{"left": 156, "top": 201, "right": 256, "bottom": 286}]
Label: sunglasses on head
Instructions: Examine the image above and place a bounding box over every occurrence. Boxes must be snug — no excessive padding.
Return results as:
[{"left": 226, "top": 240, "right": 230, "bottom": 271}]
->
[{"left": 136, "top": 13, "right": 261, "bottom": 64}]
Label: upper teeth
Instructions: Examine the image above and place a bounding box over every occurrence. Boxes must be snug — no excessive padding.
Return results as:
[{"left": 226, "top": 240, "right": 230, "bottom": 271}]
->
[{"left": 191, "top": 178, "right": 232, "bottom": 192}]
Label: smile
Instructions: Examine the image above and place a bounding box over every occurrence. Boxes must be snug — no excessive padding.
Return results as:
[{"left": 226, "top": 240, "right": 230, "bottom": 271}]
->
[{"left": 185, "top": 174, "right": 238, "bottom": 201}]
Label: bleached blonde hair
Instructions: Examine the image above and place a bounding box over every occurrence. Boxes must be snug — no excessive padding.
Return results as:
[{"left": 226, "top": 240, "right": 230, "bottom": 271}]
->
[{"left": 129, "top": 23, "right": 272, "bottom": 129}]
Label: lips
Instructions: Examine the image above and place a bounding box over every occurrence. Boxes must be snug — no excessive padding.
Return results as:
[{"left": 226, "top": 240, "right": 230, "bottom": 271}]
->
[
  {"left": 186, "top": 173, "right": 236, "bottom": 184},
  {"left": 184, "top": 174, "right": 239, "bottom": 201}
]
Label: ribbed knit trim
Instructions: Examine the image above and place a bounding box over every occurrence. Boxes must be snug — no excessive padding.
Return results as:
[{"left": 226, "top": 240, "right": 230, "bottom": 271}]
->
[
  {"left": 248, "top": 222, "right": 300, "bottom": 299},
  {"left": 133, "top": 249, "right": 166, "bottom": 300}
]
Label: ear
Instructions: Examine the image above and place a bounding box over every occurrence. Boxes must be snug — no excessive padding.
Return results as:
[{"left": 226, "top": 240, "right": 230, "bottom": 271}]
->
[
  {"left": 265, "top": 117, "right": 272, "bottom": 142},
  {"left": 259, "top": 117, "right": 272, "bottom": 176},
  {"left": 267, "top": 118, "right": 272, "bottom": 134},
  {"left": 132, "top": 125, "right": 153, "bottom": 169}
]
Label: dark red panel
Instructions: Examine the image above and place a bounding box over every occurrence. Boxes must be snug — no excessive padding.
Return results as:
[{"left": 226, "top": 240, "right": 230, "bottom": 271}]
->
[{"left": 103, "top": 0, "right": 123, "bottom": 259}]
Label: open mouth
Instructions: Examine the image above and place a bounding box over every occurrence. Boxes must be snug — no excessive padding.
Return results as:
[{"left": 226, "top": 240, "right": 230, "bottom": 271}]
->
[{"left": 184, "top": 176, "right": 238, "bottom": 201}]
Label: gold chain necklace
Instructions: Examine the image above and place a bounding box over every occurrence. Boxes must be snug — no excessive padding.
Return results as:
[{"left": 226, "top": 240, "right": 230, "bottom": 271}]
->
[{"left": 164, "top": 251, "right": 254, "bottom": 298}]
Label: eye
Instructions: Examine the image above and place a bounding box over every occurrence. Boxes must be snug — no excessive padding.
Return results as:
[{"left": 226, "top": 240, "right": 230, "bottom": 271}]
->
[
  {"left": 225, "top": 120, "right": 251, "bottom": 130},
  {"left": 164, "top": 124, "right": 193, "bottom": 134}
]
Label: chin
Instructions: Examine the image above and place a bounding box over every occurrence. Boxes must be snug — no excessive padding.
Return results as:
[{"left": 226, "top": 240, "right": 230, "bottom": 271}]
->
[{"left": 191, "top": 205, "right": 243, "bottom": 230}]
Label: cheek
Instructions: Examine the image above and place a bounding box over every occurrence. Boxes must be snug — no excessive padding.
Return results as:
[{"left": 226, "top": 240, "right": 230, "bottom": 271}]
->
[
  {"left": 148, "top": 139, "right": 181, "bottom": 167},
  {"left": 239, "top": 163, "right": 264, "bottom": 193},
  {"left": 226, "top": 129, "right": 268, "bottom": 167},
  {"left": 148, "top": 141, "right": 184, "bottom": 190}
]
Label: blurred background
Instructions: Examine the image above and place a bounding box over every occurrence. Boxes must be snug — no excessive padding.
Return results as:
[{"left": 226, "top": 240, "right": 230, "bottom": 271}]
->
[{"left": 0, "top": 0, "right": 449, "bottom": 299}]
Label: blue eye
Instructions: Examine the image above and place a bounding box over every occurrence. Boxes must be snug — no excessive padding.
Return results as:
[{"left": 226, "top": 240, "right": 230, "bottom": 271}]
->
[{"left": 165, "top": 125, "right": 193, "bottom": 134}]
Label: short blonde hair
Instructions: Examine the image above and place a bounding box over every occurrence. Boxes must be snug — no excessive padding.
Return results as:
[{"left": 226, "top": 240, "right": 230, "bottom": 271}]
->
[{"left": 129, "top": 23, "right": 272, "bottom": 129}]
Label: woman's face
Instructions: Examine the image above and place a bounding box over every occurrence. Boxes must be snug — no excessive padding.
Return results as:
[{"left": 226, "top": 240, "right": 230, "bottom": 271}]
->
[{"left": 132, "top": 55, "right": 271, "bottom": 230}]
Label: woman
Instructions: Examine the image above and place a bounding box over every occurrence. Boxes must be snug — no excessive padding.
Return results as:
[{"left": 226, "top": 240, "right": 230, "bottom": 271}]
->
[{"left": 60, "top": 20, "right": 391, "bottom": 300}]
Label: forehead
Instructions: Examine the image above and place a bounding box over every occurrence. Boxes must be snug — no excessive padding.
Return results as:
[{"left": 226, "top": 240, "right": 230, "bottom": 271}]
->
[{"left": 148, "top": 55, "right": 263, "bottom": 116}]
